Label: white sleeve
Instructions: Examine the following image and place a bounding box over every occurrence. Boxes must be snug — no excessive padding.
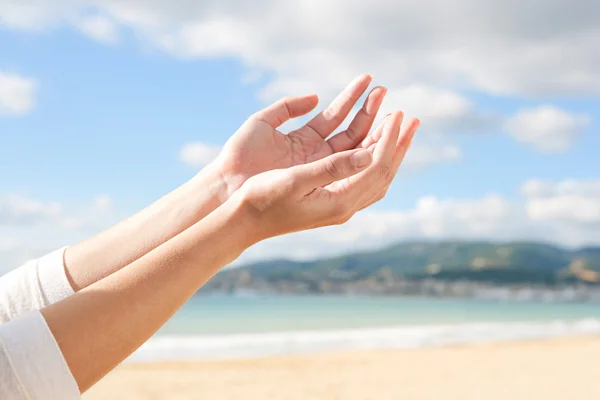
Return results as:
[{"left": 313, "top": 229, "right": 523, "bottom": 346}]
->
[
  {"left": 0, "top": 310, "right": 80, "bottom": 399},
  {"left": 0, "top": 248, "right": 75, "bottom": 323}
]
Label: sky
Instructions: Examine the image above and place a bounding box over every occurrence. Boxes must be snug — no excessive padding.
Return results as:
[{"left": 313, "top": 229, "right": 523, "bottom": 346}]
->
[{"left": 1, "top": 0, "right": 599, "bottom": 272}]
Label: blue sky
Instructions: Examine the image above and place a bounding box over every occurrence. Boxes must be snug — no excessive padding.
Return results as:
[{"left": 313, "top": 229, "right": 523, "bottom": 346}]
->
[{"left": 1, "top": 1, "right": 599, "bottom": 269}]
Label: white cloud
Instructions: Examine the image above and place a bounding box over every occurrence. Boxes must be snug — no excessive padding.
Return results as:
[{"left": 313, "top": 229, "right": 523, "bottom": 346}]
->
[
  {"left": 1, "top": 0, "right": 599, "bottom": 98},
  {"left": 0, "top": 193, "right": 115, "bottom": 229},
  {"left": 0, "top": 71, "right": 36, "bottom": 116},
  {"left": 380, "top": 85, "right": 497, "bottom": 134},
  {"left": 179, "top": 142, "right": 222, "bottom": 167},
  {"left": 0, "top": 193, "right": 119, "bottom": 273},
  {"left": 3, "top": 180, "right": 599, "bottom": 273},
  {"left": 237, "top": 178, "right": 600, "bottom": 264},
  {"left": 73, "top": 14, "right": 119, "bottom": 44},
  {"left": 522, "top": 179, "right": 600, "bottom": 225},
  {"left": 0, "top": 194, "right": 61, "bottom": 226},
  {"left": 403, "top": 144, "right": 462, "bottom": 171},
  {"left": 521, "top": 179, "right": 600, "bottom": 198},
  {"left": 505, "top": 106, "right": 591, "bottom": 153},
  {"left": 93, "top": 194, "right": 113, "bottom": 210},
  {"left": 2, "top": 1, "right": 597, "bottom": 153}
]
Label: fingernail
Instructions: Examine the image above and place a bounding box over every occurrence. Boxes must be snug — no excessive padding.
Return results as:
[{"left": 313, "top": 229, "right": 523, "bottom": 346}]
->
[{"left": 351, "top": 150, "right": 372, "bottom": 168}]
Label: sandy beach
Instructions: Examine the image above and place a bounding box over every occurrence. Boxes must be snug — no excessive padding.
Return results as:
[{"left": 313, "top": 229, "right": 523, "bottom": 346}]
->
[{"left": 84, "top": 336, "right": 600, "bottom": 400}]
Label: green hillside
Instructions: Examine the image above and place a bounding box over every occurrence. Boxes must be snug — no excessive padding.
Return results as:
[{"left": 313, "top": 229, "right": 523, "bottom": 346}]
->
[{"left": 204, "top": 241, "right": 600, "bottom": 292}]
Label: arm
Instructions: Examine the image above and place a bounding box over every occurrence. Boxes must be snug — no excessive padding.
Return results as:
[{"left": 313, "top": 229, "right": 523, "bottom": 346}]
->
[
  {"left": 43, "top": 194, "right": 255, "bottom": 392},
  {"left": 41, "top": 111, "right": 419, "bottom": 394},
  {"left": 0, "top": 161, "right": 225, "bottom": 321},
  {"left": 63, "top": 163, "right": 226, "bottom": 291},
  {"left": 63, "top": 74, "right": 383, "bottom": 292}
]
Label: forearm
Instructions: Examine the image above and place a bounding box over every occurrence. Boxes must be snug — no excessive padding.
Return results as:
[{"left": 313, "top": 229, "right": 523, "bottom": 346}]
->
[
  {"left": 64, "top": 163, "right": 229, "bottom": 291},
  {"left": 42, "top": 193, "right": 255, "bottom": 393}
]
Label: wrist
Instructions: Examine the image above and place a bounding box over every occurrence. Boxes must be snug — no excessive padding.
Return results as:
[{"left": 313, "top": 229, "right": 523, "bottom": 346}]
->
[
  {"left": 184, "top": 188, "right": 263, "bottom": 273},
  {"left": 224, "top": 189, "right": 265, "bottom": 250},
  {"left": 191, "top": 158, "right": 246, "bottom": 205}
]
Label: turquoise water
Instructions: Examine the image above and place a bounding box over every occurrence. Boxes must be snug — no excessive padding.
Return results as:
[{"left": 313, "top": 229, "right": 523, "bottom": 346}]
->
[
  {"left": 129, "top": 295, "right": 600, "bottom": 361},
  {"left": 158, "top": 294, "right": 600, "bottom": 335}
]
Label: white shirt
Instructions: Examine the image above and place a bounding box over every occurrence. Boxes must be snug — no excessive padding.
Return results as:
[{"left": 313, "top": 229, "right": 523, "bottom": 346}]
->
[{"left": 0, "top": 248, "right": 80, "bottom": 399}]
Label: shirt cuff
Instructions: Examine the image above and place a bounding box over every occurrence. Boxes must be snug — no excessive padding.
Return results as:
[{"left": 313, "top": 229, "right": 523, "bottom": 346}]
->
[
  {"left": 37, "top": 247, "right": 75, "bottom": 305},
  {"left": 0, "top": 310, "right": 80, "bottom": 399}
]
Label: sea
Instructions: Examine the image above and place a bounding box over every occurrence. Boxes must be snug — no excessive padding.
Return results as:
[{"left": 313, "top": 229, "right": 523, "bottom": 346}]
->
[{"left": 129, "top": 294, "right": 600, "bottom": 362}]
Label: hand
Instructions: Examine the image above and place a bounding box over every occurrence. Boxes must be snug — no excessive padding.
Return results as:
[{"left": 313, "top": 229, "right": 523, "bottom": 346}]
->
[
  {"left": 213, "top": 74, "right": 387, "bottom": 199},
  {"left": 235, "top": 112, "right": 420, "bottom": 240},
  {"left": 58, "top": 75, "right": 385, "bottom": 293}
]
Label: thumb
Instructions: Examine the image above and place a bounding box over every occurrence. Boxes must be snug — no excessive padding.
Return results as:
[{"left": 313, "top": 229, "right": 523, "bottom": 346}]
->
[
  {"left": 253, "top": 94, "right": 319, "bottom": 128},
  {"left": 292, "top": 149, "right": 372, "bottom": 190}
]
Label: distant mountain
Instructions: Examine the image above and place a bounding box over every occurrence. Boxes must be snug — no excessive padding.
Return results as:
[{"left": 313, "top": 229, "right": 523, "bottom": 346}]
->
[{"left": 202, "top": 241, "right": 600, "bottom": 295}]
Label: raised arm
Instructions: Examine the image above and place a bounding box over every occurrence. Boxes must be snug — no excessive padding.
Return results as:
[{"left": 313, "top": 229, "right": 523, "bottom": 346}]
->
[
  {"left": 42, "top": 111, "right": 419, "bottom": 393},
  {"left": 63, "top": 74, "right": 384, "bottom": 291}
]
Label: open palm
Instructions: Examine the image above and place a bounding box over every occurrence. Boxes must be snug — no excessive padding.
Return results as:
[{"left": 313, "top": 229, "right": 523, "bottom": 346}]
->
[{"left": 217, "top": 75, "right": 387, "bottom": 194}]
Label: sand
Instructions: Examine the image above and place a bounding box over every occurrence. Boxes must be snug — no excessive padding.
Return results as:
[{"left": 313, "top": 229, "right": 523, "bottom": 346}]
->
[{"left": 83, "top": 336, "right": 600, "bottom": 400}]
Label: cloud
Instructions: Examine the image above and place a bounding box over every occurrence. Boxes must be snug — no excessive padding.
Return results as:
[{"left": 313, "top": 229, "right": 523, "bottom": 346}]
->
[
  {"left": 73, "top": 14, "right": 119, "bottom": 44},
  {"left": 237, "top": 178, "right": 600, "bottom": 264},
  {"left": 0, "top": 71, "right": 36, "bottom": 116},
  {"left": 179, "top": 142, "right": 222, "bottom": 167},
  {"left": 505, "top": 106, "right": 591, "bottom": 153},
  {"left": 3, "top": 179, "right": 599, "bottom": 273},
  {"left": 0, "top": 193, "right": 116, "bottom": 230},
  {"left": 2, "top": 1, "right": 599, "bottom": 98},
  {"left": 403, "top": 144, "right": 462, "bottom": 171},
  {"left": 0, "top": 194, "right": 61, "bottom": 226},
  {"left": 92, "top": 194, "right": 113, "bottom": 210},
  {"left": 3, "top": 1, "right": 597, "bottom": 153},
  {"left": 522, "top": 179, "right": 600, "bottom": 225},
  {"left": 380, "top": 85, "right": 498, "bottom": 134},
  {"left": 0, "top": 193, "right": 119, "bottom": 273}
]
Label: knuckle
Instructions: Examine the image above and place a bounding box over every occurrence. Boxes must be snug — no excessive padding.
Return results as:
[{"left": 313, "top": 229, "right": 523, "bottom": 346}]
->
[
  {"left": 345, "top": 126, "right": 358, "bottom": 141},
  {"left": 284, "top": 173, "right": 300, "bottom": 193},
  {"left": 249, "top": 111, "right": 262, "bottom": 122},
  {"left": 322, "top": 106, "right": 336, "bottom": 121},
  {"left": 324, "top": 159, "right": 342, "bottom": 179},
  {"left": 276, "top": 97, "right": 294, "bottom": 124},
  {"left": 360, "top": 106, "right": 373, "bottom": 119},
  {"left": 280, "top": 96, "right": 293, "bottom": 112}
]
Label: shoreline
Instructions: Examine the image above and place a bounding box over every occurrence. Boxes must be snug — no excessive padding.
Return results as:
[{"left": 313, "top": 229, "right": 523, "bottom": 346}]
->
[
  {"left": 85, "top": 335, "right": 600, "bottom": 400},
  {"left": 130, "top": 317, "right": 600, "bottom": 362}
]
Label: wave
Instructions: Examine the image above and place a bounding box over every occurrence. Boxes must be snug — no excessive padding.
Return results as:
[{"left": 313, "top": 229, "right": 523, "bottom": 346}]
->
[{"left": 129, "top": 319, "right": 600, "bottom": 362}]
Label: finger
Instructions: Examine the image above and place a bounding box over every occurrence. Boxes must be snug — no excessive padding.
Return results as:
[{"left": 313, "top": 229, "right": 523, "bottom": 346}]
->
[
  {"left": 254, "top": 94, "right": 319, "bottom": 128},
  {"left": 292, "top": 149, "right": 373, "bottom": 191},
  {"left": 360, "top": 114, "right": 388, "bottom": 149},
  {"left": 337, "top": 112, "right": 402, "bottom": 203},
  {"left": 390, "top": 118, "right": 420, "bottom": 173},
  {"left": 357, "top": 118, "right": 420, "bottom": 211},
  {"left": 326, "top": 112, "right": 404, "bottom": 206},
  {"left": 301, "top": 74, "right": 372, "bottom": 139},
  {"left": 373, "top": 111, "right": 404, "bottom": 164},
  {"left": 327, "top": 86, "right": 387, "bottom": 152}
]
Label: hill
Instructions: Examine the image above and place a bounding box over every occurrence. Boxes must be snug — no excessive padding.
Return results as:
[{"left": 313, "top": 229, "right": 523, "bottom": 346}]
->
[{"left": 202, "top": 241, "right": 600, "bottom": 295}]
